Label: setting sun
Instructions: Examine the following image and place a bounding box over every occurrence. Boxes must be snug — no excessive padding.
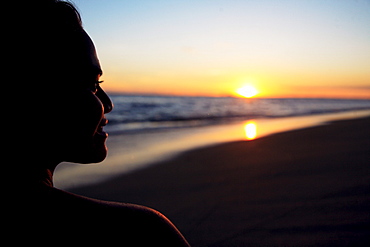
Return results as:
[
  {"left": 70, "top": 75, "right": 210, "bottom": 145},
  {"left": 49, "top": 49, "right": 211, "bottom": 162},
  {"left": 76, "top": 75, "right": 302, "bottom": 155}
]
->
[{"left": 236, "top": 85, "right": 259, "bottom": 98}]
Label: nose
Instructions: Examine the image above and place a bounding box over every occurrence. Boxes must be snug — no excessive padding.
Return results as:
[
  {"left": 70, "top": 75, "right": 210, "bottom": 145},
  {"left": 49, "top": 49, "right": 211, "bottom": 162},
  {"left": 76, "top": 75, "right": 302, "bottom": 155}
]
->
[{"left": 96, "top": 85, "right": 114, "bottom": 114}]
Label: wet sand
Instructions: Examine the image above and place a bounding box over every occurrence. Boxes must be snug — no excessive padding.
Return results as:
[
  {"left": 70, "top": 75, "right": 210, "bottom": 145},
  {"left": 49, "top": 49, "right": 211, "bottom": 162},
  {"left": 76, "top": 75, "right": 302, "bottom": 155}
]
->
[{"left": 70, "top": 117, "right": 370, "bottom": 246}]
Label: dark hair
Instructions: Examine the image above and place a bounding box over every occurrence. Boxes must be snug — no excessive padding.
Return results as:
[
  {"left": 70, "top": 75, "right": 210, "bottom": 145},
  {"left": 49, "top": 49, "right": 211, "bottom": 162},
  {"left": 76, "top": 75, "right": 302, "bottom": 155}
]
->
[
  {"left": 23, "top": 0, "right": 82, "bottom": 31},
  {"left": 40, "top": 0, "right": 83, "bottom": 35},
  {"left": 8, "top": 1, "right": 85, "bottom": 87},
  {"left": 31, "top": 1, "right": 84, "bottom": 57},
  {"left": 7, "top": 1, "right": 87, "bottom": 159}
]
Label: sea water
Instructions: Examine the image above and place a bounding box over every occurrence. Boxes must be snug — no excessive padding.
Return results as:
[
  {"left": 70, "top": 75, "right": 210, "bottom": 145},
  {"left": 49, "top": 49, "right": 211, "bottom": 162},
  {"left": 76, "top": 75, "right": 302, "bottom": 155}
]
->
[
  {"left": 106, "top": 95, "right": 370, "bottom": 134},
  {"left": 55, "top": 96, "right": 370, "bottom": 189}
]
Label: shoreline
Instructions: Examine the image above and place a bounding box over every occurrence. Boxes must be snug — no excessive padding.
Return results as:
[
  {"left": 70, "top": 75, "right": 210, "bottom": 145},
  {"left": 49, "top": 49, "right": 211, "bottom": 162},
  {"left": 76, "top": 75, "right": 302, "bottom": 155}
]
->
[
  {"left": 70, "top": 116, "right": 370, "bottom": 246},
  {"left": 55, "top": 110, "right": 370, "bottom": 189}
]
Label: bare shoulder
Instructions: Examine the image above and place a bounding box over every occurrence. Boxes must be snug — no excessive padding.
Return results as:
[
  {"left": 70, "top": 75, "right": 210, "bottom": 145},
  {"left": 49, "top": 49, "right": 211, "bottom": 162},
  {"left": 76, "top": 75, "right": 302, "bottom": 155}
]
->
[{"left": 42, "top": 188, "right": 191, "bottom": 246}]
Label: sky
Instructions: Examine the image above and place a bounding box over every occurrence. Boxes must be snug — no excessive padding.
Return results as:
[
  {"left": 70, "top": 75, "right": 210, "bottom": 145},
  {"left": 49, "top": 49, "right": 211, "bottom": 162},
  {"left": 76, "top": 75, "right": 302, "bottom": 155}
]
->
[{"left": 73, "top": 0, "right": 370, "bottom": 99}]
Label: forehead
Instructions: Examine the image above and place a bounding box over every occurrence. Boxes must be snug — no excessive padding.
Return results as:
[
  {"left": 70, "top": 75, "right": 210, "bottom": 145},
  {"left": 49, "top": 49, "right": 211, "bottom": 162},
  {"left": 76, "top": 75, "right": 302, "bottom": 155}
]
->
[{"left": 71, "top": 30, "right": 102, "bottom": 78}]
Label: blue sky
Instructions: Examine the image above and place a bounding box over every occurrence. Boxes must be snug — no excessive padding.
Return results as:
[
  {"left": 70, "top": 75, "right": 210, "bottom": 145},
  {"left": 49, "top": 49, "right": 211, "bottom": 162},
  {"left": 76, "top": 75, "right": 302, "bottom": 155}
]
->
[{"left": 72, "top": 0, "right": 370, "bottom": 98}]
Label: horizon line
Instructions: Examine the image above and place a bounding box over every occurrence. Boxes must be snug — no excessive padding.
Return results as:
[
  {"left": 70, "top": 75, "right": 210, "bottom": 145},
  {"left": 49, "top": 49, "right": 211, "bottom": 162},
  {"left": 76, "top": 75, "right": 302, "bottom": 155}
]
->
[{"left": 106, "top": 91, "right": 370, "bottom": 100}]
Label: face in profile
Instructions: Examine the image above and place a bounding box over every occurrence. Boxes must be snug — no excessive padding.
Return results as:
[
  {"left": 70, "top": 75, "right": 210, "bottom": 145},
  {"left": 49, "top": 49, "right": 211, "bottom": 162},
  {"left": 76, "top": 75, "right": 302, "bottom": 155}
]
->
[{"left": 47, "top": 31, "right": 113, "bottom": 164}]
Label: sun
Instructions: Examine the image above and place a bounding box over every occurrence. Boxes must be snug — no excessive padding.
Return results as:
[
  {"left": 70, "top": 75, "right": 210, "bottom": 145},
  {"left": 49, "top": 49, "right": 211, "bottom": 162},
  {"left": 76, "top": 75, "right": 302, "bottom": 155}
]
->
[{"left": 236, "top": 85, "right": 259, "bottom": 98}]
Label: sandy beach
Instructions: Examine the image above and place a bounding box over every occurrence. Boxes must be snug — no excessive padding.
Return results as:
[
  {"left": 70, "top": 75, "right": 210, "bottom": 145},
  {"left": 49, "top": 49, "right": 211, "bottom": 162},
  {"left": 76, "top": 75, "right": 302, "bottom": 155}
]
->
[{"left": 70, "top": 117, "right": 370, "bottom": 246}]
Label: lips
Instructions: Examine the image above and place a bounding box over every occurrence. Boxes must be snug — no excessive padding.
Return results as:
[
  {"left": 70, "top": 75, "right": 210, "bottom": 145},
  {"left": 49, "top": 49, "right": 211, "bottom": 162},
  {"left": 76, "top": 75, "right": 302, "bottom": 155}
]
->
[{"left": 96, "top": 118, "right": 108, "bottom": 137}]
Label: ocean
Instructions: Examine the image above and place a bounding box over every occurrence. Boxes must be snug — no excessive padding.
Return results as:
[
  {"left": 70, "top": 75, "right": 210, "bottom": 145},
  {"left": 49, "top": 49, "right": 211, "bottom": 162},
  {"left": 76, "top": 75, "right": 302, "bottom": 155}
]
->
[
  {"left": 106, "top": 95, "right": 370, "bottom": 134},
  {"left": 55, "top": 95, "right": 370, "bottom": 189}
]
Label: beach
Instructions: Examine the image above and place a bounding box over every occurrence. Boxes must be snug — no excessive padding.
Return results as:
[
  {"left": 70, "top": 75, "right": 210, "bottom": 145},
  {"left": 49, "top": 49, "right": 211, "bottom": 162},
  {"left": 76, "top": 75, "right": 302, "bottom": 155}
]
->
[{"left": 69, "top": 116, "right": 370, "bottom": 246}]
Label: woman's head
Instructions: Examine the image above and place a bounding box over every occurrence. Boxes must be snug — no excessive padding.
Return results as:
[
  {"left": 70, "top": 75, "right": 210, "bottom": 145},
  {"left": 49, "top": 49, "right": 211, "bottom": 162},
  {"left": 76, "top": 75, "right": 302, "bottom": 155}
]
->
[
  {"left": 48, "top": 30, "right": 114, "bottom": 164},
  {"left": 12, "top": 1, "right": 113, "bottom": 165}
]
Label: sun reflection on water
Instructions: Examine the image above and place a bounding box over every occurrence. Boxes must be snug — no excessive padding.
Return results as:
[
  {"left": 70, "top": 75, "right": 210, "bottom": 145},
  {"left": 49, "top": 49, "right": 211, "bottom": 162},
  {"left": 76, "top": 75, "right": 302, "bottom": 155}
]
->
[{"left": 244, "top": 120, "right": 257, "bottom": 140}]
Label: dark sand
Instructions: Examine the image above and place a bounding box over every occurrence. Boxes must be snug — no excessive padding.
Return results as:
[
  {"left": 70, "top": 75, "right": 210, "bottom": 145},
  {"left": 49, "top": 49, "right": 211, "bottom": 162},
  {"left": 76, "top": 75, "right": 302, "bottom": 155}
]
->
[{"left": 71, "top": 117, "right": 370, "bottom": 247}]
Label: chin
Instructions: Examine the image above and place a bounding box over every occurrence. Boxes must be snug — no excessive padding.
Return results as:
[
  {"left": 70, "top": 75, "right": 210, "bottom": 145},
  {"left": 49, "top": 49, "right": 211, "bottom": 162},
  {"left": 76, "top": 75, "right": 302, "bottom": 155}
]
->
[
  {"left": 90, "top": 147, "right": 108, "bottom": 163},
  {"left": 68, "top": 149, "right": 107, "bottom": 164},
  {"left": 61, "top": 132, "right": 109, "bottom": 164},
  {"left": 80, "top": 145, "right": 108, "bottom": 164},
  {"left": 64, "top": 141, "right": 108, "bottom": 164}
]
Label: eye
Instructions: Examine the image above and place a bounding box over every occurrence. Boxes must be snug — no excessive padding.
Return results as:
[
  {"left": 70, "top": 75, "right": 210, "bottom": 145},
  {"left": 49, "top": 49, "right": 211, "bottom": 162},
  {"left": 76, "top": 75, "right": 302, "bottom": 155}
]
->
[{"left": 90, "top": 80, "right": 104, "bottom": 93}]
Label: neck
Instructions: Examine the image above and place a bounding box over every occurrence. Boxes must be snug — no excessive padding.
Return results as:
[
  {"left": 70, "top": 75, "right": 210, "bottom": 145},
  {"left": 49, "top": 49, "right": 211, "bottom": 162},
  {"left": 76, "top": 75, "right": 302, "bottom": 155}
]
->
[
  {"left": 32, "top": 168, "right": 54, "bottom": 187},
  {"left": 21, "top": 161, "right": 59, "bottom": 188}
]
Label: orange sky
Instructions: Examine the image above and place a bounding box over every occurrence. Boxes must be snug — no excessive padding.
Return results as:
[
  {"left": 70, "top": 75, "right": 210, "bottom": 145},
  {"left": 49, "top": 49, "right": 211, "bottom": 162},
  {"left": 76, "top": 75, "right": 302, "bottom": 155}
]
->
[
  {"left": 102, "top": 70, "right": 370, "bottom": 99},
  {"left": 77, "top": 0, "right": 370, "bottom": 99}
]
